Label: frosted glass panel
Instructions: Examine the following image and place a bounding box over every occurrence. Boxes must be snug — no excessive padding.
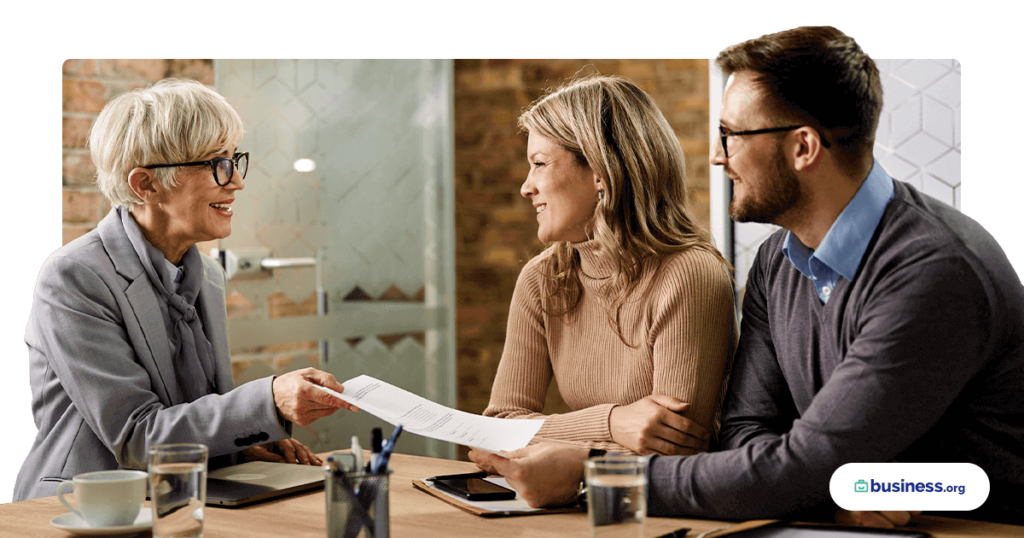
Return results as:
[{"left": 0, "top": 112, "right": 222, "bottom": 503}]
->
[
  {"left": 220, "top": 60, "right": 438, "bottom": 303},
  {"left": 216, "top": 60, "right": 456, "bottom": 459}
]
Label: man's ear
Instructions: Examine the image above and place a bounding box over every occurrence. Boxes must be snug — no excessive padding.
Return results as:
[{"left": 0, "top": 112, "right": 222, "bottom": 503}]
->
[
  {"left": 792, "top": 127, "right": 826, "bottom": 172},
  {"left": 127, "top": 168, "right": 162, "bottom": 204}
]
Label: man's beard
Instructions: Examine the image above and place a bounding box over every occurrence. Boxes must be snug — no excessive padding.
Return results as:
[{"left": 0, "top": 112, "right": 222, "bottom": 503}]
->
[{"left": 728, "top": 144, "right": 801, "bottom": 224}]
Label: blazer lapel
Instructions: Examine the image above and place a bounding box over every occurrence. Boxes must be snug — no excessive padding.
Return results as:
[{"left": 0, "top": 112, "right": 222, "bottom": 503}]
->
[{"left": 97, "top": 209, "right": 185, "bottom": 405}]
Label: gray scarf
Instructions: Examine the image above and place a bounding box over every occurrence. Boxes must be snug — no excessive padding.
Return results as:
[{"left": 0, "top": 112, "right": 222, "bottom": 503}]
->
[{"left": 120, "top": 208, "right": 217, "bottom": 402}]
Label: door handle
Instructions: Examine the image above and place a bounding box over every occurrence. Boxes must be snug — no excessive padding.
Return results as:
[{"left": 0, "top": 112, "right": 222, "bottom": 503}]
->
[
  {"left": 259, "top": 257, "right": 316, "bottom": 269},
  {"left": 219, "top": 248, "right": 315, "bottom": 280},
  {"left": 219, "top": 246, "right": 329, "bottom": 364}
]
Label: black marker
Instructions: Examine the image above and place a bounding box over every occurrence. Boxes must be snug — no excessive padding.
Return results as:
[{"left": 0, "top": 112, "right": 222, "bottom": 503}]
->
[
  {"left": 368, "top": 427, "right": 383, "bottom": 472},
  {"left": 372, "top": 424, "right": 403, "bottom": 474}
]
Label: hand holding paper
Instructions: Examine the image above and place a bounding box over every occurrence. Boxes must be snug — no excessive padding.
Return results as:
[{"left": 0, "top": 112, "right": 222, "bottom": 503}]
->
[
  {"left": 273, "top": 367, "right": 358, "bottom": 426},
  {"left": 314, "top": 375, "right": 543, "bottom": 455}
]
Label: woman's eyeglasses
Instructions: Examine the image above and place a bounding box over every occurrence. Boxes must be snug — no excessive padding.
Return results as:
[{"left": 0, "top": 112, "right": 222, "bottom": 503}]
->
[{"left": 143, "top": 152, "right": 249, "bottom": 186}]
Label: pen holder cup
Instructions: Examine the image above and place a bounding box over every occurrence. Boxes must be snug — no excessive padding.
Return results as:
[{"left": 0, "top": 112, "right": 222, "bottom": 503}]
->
[{"left": 326, "top": 469, "right": 391, "bottom": 538}]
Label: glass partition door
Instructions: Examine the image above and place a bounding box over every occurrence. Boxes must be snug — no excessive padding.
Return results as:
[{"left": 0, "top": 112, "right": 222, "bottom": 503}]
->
[{"left": 215, "top": 59, "right": 456, "bottom": 459}]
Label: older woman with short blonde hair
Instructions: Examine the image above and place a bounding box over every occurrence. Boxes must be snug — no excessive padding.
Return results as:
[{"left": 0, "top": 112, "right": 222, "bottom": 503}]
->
[
  {"left": 14, "top": 79, "right": 354, "bottom": 501},
  {"left": 92, "top": 79, "right": 245, "bottom": 205},
  {"left": 474, "top": 75, "right": 736, "bottom": 460}
]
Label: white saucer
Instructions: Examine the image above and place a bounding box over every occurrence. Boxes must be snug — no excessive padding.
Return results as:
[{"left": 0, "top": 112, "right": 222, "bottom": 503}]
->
[{"left": 50, "top": 508, "right": 152, "bottom": 535}]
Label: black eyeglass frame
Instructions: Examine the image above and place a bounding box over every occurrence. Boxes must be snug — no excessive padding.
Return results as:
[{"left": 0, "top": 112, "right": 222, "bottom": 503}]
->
[
  {"left": 142, "top": 152, "right": 249, "bottom": 186},
  {"left": 718, "top": 125, "right": 831, "bottom": 158}
]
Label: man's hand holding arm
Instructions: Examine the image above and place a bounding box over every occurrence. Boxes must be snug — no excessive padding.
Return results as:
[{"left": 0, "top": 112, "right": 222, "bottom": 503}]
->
[{"left": 609, "top": 396, "right": 709, "bottom": 456}]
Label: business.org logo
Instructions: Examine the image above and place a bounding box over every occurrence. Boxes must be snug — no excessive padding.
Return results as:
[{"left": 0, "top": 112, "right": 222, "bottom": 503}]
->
[
  {"left": 831, "top": 463, "right": 989, "bottom": 511},
  {"left": 853, "top": 478, "right": 966, "bottom": 495}
]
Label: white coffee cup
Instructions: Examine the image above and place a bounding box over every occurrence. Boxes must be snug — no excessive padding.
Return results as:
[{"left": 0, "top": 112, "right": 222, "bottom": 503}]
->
[{"left": 56, "top": 470, "right": 147, "bottom": 527}]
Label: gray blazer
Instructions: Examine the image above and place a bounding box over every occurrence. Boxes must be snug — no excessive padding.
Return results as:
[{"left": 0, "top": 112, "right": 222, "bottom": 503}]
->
[{"left": 14, "top": 210, "right": 289, "bottom": 501}]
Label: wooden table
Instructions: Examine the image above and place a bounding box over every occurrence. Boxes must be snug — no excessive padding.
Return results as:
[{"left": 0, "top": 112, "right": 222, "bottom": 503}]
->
[{"left": 2, "top": 452, "right": 1022, "bottom": 537}]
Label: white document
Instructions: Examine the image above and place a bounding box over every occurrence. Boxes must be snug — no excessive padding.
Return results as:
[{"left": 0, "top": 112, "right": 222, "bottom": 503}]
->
[{"left": 315, "top": 375, "right": 544, "bottom": 456}]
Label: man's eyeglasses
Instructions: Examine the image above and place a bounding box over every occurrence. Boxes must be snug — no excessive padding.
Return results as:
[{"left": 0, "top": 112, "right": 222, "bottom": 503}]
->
[
  {"left": 143, "top": 152, "right": 249, "bottom": 186},
  {"left": 718, "top": 126, "right": 831, "bottom": 158}
]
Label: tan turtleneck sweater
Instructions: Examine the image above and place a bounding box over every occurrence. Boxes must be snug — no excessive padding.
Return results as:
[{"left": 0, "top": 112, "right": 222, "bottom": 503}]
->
[{"left": 484, "top": 239, "right": 737, "bottom": 454}]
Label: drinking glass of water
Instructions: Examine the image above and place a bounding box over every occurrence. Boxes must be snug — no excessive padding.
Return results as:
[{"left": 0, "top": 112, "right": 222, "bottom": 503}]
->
[
  {"left": 149, "top": 444, "right": 208, "bottom": 538},
  {"left": 584, "top": 455, "right": 648, "bottom": 538}
]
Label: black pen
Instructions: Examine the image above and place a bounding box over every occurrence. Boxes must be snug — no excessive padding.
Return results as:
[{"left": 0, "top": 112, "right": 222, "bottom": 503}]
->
[
  {"left": 425, "top": 471, "right": 488, "bottom": 481},
  {"left": 372, "top": 424, "right": 403, "bottom": 474}
]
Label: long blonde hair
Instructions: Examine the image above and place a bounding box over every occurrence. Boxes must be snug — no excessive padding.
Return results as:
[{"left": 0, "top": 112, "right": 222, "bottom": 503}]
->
[{"left": 520, "top": 75, "right": 732, "bottom": 345}]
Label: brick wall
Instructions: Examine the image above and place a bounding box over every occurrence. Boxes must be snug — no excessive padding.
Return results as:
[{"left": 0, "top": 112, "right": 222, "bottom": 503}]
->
[
  {"left": 61, "top": 59, "right": 215, "bottom": 247},
  {"left": 453, "top": 60, "right": 711, "bottom": 458}
]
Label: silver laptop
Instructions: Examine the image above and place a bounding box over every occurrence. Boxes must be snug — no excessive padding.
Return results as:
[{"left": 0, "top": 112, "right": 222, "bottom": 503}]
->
[{"left": 205, "top": 461, "right": 326, "bottom": 507}]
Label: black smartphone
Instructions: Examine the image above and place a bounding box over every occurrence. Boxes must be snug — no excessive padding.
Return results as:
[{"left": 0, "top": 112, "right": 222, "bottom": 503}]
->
[{"left": 432, "top": 475, "right": 517, "bottom": 501}]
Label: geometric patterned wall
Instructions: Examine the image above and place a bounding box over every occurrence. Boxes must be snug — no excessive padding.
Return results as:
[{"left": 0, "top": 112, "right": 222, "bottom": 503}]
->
[
  {"left": 731, "top": 59, "right": 962, "bottom": 290},
  {"left": 216, "top": 60, "right": 456, "bottom": 459},
  {"left": 732, "top": 220, "right": 779, "bottom": 291},
  {"left": 873, "top": 59, "right": 961, "bottom": 209},
  {"left": 217, "top": 60, "right": 432, "bottom": 306}
]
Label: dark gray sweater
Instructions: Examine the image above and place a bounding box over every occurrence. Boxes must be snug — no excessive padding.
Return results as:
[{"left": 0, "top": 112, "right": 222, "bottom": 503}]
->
[{"left": 647, "top": 181, "right": 1024, "bottom": 525}]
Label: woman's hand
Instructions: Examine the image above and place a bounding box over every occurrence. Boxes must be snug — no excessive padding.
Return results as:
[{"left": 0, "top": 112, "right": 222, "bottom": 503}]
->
[
  {"left": 467, "top": 449, "right": 498, "bottom": 474},
  {"left": 272, "top": 368, "right": 360, "bottom": 426},
  {"left": 609, "top": 394, "right": 709, "bottom": 456},
  {"left": 244, "top": 438, "right": 322, "bottom": 466}
]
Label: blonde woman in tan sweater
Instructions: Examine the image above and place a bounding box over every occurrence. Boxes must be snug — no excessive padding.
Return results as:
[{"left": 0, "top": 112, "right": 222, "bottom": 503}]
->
[{"left": 471, "top": 76, "right": 737, "bottom": 462}]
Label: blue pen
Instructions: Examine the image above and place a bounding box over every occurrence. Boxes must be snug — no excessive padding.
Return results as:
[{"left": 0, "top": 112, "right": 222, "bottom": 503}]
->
[{"left": 372, "top": 424, "right": 403, "bottom": 474}]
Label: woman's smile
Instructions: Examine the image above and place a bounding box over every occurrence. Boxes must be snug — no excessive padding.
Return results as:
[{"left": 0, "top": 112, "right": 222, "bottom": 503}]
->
[{"left": 521, "top": 131, "right": 600, "bottom": 243}]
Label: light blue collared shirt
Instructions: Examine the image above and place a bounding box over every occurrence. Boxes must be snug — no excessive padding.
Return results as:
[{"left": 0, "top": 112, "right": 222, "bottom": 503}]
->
[
  {"left": 162, "top": 258, "right": 185, "bottom": 294},
  {"left": 782, "top": 160, "right": 895, "bottom": 303}
]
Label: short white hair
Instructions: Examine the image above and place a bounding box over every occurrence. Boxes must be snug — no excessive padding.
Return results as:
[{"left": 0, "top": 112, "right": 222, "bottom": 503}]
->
[{"left": 90, "top": 78, "right": 245, "bottom": 209}]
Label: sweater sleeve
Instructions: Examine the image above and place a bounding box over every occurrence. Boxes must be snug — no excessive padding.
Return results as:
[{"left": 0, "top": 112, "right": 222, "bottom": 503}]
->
[
  {"left": 647, "top": 249, "right": 737, "bottom": 453},
  {"left": 717, "top": 238, "right": 800, "bottom": 451},
  {"left": 483, "top": 259, "right": 555, "bottom": 419}
]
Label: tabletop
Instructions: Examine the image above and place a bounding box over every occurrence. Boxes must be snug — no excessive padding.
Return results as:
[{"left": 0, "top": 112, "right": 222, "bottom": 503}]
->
[{"left": 2, "top": 451, "right": 1022, "bottom": 537}]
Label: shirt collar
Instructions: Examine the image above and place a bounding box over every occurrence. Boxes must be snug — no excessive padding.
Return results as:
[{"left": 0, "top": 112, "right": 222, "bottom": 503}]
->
[
  {"left": 783, "top": 159, "right": 894, "bottom": 281},
  {"left": 121, "top": 207, "right": 184, "bottom": 292}
]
